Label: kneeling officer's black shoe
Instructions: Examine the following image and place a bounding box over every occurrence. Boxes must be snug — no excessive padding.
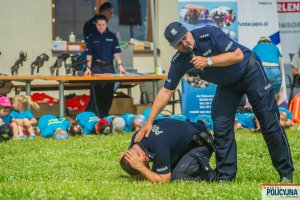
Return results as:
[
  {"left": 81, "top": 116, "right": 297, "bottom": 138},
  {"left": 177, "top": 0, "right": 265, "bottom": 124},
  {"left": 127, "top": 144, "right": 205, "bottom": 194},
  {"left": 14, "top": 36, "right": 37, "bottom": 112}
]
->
[
  {"left": 193, "top": 131, "right": 216, "bottom": 152},
  {"left": 280, "top": 173, "right": 293, "bottom": 183}
]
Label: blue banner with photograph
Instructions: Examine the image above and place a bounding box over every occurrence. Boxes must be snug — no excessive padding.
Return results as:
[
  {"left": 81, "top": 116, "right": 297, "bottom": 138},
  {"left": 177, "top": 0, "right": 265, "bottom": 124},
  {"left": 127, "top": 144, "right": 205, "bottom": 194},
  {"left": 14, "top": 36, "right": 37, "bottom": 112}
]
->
[
  {"left": 178, "top": 0, "right": 238, "bottom": 40},
  {"left": 181, "top": 78, "right": 216, "bottom": 121}
]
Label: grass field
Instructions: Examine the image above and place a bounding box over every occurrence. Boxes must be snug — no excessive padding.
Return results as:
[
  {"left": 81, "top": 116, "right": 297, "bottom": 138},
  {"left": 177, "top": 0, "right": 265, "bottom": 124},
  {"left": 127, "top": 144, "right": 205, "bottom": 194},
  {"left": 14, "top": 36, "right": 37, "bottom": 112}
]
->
[{"left": 0, "top": 129, "right": 299, "bottom": 199}]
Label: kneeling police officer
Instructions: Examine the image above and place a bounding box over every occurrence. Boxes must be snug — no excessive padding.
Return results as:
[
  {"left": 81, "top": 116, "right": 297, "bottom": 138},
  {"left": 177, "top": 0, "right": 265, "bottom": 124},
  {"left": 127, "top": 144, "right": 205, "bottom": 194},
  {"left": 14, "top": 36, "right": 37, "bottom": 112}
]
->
[{"left": 120, "top": 118, "right": 215, "bottom": 183}]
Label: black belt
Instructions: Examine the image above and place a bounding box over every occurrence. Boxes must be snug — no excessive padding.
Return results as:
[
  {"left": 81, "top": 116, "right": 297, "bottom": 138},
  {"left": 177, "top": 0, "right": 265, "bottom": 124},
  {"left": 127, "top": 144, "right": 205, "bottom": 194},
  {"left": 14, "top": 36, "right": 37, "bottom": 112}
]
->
[{"left": 93, "top": 59, "right": 113, "bottom": 66}]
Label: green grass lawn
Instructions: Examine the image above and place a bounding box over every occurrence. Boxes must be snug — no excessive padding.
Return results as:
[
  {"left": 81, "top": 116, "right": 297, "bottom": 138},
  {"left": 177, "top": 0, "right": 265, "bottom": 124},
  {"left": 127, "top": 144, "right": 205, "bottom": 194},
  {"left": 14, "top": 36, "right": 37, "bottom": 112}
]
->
[{"left": 0, "top": 130, "right": 299, "bottom": 199}]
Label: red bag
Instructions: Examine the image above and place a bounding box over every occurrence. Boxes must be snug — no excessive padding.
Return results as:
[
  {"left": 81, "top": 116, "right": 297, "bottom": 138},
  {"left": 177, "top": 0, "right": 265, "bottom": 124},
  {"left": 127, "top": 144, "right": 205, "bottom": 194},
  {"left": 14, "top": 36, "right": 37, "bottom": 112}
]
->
[
  {"left": 65, "top": 94, "right": 90, "bottom": 111},
  {"left": 31, "top": 93, "right": 59, "bottom": 104}
]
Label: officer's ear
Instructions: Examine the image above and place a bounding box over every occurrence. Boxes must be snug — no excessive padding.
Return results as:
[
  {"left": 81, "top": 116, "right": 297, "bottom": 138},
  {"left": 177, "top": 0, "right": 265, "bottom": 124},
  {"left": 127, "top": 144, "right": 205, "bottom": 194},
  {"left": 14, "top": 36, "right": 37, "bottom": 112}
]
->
[
  {"left": 132, "top": 144, "right": 148, "bottom": 160},
  {"left": 136, "top": 151, "right": 150, "bottom": 163}
]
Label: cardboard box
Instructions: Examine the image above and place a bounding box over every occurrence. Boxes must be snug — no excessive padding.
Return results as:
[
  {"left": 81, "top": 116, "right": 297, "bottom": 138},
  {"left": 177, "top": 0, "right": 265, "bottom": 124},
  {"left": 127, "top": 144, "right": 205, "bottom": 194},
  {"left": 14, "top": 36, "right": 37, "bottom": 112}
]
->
[
  {"left": 109, "top": 92, "right": 134, "bottom": 115},
  {"left": 32, "top": 104, "right": 59, "bottom": 118},
  {"left": 133, "top": 43, "right": 144, "bottom": 50},
  {"left": 52, "top": 41, "right": 67, "bottom": 51},
  {"left": 133, "top": 104, "right": 150, "bottom": 114},
  {"left": 67, "top": 45, "right": 81, "bottom": 51}
]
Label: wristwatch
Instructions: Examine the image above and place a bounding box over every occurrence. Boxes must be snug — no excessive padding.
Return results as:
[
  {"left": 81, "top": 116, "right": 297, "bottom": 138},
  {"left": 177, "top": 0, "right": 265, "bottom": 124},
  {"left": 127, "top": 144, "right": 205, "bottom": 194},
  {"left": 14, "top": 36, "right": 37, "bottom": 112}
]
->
[{"left": 207, "top": 57, "right": 213, "bottom": 66}]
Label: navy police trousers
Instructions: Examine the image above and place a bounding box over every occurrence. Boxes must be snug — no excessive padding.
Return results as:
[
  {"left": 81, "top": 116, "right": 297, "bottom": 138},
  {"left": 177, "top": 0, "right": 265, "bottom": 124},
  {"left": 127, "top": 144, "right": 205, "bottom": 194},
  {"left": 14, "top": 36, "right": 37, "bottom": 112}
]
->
[
  {"left": 171, "top": 146, "right": 215, "bottom": 182},
  {"left": 211, "top": 54, "right": 294, "bottom": 180},
  {"left": 85, "top": 65, "right": 115, "bottom": 117}
]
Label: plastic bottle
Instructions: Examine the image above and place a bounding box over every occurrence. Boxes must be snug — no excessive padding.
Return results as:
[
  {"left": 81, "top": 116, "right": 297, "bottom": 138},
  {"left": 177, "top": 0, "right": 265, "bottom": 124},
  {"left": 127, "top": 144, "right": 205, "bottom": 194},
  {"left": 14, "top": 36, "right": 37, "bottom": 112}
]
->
[
  {"left": 69, "top": 31, "right": 76, "bottom": 42},
  {"left": 155, "top": 63, "right": 162, "bottom": 75}
]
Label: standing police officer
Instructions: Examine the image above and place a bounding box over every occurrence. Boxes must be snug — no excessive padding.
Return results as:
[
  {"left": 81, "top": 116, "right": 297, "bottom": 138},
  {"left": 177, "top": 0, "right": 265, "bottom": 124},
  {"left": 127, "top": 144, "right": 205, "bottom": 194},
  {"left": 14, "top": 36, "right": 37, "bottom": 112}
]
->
[
  {"left": 84, "top": 15, "right": 126, "bottom": 117},
  {"left": 83, "top": 2, "right": 114, "bottom": 42},
  {"left": 137, "top": 22, "right": 294, "bottom": 182}
]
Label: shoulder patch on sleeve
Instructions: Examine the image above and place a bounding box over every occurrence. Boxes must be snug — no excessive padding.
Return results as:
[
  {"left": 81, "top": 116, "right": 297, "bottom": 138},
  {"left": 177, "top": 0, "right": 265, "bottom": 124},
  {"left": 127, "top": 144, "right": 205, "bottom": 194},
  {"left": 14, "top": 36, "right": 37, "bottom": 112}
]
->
[{"left": 171, "top": 52, "right": 182, "bottom": 63}]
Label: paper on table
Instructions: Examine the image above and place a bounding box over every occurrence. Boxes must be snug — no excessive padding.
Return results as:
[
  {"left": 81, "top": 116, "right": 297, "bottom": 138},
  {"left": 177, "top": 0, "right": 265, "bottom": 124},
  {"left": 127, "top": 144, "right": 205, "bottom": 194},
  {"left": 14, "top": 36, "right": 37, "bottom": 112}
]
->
[
  {"left": 93, "top": 72, "right": 158, "bottom": 76},
  {"left": 93, "top": 73, "right": 113, "bottom": 76}
]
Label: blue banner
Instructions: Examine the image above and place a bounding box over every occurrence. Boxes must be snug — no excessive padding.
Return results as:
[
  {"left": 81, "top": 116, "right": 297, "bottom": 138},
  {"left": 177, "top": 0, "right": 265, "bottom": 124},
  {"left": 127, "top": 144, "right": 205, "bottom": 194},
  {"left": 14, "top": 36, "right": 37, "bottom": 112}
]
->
[{"left": 181, "top": 78, "right": 216, "bottom": 121}]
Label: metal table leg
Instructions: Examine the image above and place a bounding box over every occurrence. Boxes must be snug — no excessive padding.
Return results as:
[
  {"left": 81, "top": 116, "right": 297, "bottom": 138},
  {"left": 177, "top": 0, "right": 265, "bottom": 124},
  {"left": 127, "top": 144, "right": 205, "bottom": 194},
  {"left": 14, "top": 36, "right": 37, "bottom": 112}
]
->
[
  {"left": 25, "top": 81, "right": 31, "bottom": 96},
  {"left": 128, "top": 86, "right": 132, "bottom": 96},
  {"left": 153, "top": 80, "right": 158, "bottom": 99},
  {"left": 59, "top": 81, "right": 65, "bottom": 118},
  {"left": 25, "top": 81, "right": 32, "bottom": 110}
]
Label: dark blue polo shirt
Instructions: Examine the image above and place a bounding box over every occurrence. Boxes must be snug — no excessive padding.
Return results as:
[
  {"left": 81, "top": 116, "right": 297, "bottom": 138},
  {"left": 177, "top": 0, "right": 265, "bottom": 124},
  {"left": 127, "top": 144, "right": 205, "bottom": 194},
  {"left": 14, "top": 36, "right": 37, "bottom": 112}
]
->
[
  {"left": 86, "top": 29, "right": 121, "bottom": 62},
  {"left": 164, "top": 26, "right": 252, "bottom": 90},
  {"left": 130, "top": 119, "right": 207, "bottom": 174},
  {"left": 83, "top": 15, "right": 97, "bottom": 42}
]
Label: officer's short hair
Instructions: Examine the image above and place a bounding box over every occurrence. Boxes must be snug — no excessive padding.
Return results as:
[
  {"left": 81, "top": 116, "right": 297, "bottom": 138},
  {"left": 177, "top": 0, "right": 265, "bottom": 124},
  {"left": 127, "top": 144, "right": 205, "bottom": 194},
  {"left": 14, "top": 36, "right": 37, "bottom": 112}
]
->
[
  {"left": 120, "top": 156, "right": 139, "bottom": 176},
  {"left": 95, "top": 15, "right": 108, "bottom": 23},
  {"left": 99, "top": 2, "right": 113, "bottom": 13}
]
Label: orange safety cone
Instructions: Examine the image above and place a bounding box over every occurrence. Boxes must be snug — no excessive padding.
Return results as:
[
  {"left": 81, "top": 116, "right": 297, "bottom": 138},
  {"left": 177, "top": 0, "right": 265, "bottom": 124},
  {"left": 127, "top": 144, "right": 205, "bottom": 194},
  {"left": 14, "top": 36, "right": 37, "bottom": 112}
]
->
[{"left": 289, "top": 93, "right": 300, "bottom": 123}]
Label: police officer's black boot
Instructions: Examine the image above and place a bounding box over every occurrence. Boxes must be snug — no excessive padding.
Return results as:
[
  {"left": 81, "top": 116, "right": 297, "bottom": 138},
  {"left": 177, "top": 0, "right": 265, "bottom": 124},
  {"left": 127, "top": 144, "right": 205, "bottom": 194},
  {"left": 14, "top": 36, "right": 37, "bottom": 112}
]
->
[{"left": 280, "top": 173, "right": 293, "bottom": 183}]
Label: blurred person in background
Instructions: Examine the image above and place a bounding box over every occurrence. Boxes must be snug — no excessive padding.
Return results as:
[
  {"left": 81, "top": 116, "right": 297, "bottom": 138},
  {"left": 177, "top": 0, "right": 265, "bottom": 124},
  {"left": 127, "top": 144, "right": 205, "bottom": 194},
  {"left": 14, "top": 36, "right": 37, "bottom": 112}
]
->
[
  {"left": 83, "top": 2, "right": 114, "bottom": 42},
  {"left": 252, "top": 37, "right": 284, "bottom": 101}
]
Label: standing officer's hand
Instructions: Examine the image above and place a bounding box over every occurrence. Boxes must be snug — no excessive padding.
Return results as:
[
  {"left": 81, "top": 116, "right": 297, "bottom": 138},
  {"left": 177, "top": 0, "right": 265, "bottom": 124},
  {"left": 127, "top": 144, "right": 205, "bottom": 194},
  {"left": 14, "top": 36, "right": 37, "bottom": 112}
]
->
[
  {"left": 190, "top": 56, "right": 208, "bottom": 70},
  {"left": 118, "top": 64, "right": 127, "bottom": 74},
  {"left": 84, "top": 68, "right": 92, "bottom": 76},
  {"left": 134, "top": 121, "right": 152, "bottom": 142}
]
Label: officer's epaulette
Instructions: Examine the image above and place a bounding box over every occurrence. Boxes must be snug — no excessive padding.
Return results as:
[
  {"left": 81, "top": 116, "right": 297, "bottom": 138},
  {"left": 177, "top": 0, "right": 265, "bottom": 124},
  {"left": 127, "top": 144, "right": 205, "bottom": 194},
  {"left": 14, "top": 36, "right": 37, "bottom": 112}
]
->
[{"left": 171, "top": 51, "right": 183, "bottom": 63}]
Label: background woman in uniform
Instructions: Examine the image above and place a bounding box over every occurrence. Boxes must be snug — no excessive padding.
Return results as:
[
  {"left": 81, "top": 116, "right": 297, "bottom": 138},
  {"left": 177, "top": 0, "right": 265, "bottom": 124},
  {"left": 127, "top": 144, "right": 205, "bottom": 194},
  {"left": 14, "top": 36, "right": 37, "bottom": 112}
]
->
[{"left": 84, "top": 15, "right": 127, "bottom": 117}]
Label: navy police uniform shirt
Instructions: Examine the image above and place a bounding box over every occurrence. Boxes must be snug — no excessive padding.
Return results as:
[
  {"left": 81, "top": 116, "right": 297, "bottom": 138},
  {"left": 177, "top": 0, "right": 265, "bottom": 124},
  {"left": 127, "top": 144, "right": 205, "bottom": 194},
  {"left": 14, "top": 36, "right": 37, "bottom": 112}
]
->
[
  {"left": 86, "top": 29, "right": 121, "bottom": 63},
  {"left": 164, "top": 26, "right": 252, "bottom": 90},
  {"left": 83, "top": 15, "right": 98, "bottom": 42},
  {"left": 130, "top": 119, "right": 207, "bottom": 174}
]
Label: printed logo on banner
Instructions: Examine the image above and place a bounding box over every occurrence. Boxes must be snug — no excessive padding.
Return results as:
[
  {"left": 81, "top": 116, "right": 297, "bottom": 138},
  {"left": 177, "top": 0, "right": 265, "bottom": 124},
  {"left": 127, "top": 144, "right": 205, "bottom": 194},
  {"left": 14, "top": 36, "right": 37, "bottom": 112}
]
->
[
  {"left": 278, "top": 0, "right": 300, "bottom": 73},
  {"left": 278, "top": 2, "right": 300, "bottom": 13},
  {"left": 261, "top": 184, "right": 300, "bottom": 199},
  {"left": 258, "top": 1, "right": 273, "bottom": 6}
]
